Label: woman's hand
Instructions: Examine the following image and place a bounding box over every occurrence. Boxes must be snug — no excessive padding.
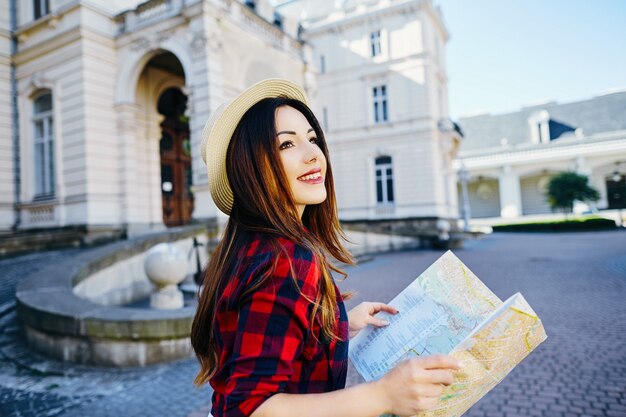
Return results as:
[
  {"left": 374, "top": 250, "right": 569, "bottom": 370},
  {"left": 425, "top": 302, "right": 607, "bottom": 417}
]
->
[
  {"left": 374, "top": 354, "right": 461, "bottom": 416},
  {"left": 347, "top": 301, "right": 399, "bottom": 339}
]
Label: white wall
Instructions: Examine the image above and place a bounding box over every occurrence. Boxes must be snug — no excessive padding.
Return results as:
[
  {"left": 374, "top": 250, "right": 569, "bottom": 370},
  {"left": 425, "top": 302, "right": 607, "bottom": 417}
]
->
[
  {"left": 16, "top": 32, "right": 88, "bottom": 227},
  {"left": 305, "top": 0, "right": 456, "bottom": 221},
  {"left": 0, "top": 0, "right": 14, "bottom": 228}
]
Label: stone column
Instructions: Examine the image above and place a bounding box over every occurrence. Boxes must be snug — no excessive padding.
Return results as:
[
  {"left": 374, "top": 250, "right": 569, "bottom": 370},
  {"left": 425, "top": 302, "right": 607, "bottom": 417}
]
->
[
  {"left": 498, "top": 165, "right": 522, "bottom": 218},
  {"left": 115, "top": 102, "right": 140, "bottom": 227},
  {"left": 188, "top": 13, "right": 225, "bottom": 220}
]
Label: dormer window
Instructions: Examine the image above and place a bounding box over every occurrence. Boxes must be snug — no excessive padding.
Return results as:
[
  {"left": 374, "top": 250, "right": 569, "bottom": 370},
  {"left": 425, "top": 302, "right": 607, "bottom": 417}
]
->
[
  {"left": 34, "top": 0, "right": 50, "bottom": 19},
  {"left": 528, "top": 110, "right": 551, "bottom": 144}
]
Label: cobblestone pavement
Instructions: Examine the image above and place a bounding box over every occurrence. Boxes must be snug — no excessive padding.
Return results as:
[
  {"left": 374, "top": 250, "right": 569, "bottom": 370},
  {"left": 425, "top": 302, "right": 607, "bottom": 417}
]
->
[
  {"left": 0, "top": 248, "right": 212, "bottom": 417},
  {"left": 2, "top": 230, "right": 626, "bottom": 416},
  {"left": 336, "top": 230, "right": 626, "bottom": 417}
]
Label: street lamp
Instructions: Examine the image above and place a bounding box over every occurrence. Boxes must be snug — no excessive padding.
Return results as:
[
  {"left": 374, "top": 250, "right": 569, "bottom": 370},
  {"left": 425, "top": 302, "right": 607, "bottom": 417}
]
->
[
  {"left": 458, "top": 160, "right": 472, "bottom": 232},
  {"left": 612, "top": 163, "right": 623, "bottom": 227}
]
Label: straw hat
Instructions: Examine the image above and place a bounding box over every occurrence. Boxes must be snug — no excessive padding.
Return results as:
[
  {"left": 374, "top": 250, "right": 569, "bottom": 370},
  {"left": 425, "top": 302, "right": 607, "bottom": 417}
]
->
[{"left": 201, "top": 78, "right": 309, "bottom": 215}]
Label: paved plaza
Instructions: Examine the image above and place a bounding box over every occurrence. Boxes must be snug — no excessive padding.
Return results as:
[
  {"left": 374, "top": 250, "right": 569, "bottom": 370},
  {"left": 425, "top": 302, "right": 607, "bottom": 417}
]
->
[{"left": 1, "top": 230, "right": 625, "bottom": 416}]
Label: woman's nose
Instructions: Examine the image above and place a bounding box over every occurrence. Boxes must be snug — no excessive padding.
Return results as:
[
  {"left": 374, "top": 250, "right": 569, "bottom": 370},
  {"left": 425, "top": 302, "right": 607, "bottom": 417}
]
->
[{"left": 304, "top": 141, "right": 321, "bottom": 163}]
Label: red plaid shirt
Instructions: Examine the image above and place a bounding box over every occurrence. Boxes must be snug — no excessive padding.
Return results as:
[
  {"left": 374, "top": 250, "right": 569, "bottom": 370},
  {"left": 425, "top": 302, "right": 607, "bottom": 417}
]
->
[{"left": 209, "top": 231, "right": 349, "bottom": 417}]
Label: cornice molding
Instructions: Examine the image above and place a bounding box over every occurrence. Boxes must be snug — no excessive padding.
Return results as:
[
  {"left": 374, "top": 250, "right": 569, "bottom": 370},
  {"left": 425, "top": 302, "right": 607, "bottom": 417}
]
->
[
  {"left": 15, "top": 1, "right": 112, "bottom": 37},
  {"left": 304, "top": 0, "right": 423, "bottom": 36},
  {"left": 458, "top": 132, "right": 626, "bottom": 169},
  {"left": 13, "top": 27, "right": 83, "bottom": 65}
]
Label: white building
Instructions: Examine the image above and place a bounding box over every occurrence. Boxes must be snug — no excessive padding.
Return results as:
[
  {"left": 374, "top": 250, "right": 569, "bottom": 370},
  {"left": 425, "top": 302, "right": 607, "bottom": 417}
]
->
[
  {"left": 0, "top": 0, "right": 312, "bottom": 240},
  {"left": 1, "top": 0, "right": 459, "bottom": 247},
  {"left": 455, "top": 91, "right": 626, "bottom": 221},
  {"left": 278, "top": 0, "right": 462, "bottom": 242}
]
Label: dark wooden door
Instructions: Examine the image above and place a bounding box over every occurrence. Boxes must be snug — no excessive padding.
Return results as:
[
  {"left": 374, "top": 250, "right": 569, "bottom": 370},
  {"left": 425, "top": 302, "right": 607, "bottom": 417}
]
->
[
  {"left": 606, "top": 177, "right": 626, "bottom": 209},
  {"left": 160, "top": 115, "right": 194, "bottom": 226}
]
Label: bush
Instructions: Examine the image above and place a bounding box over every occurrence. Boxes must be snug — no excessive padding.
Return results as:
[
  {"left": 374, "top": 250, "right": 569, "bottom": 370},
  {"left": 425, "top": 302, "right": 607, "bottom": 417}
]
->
[{"left": 492, "top": 217, "right": 617, "bottom": 232}]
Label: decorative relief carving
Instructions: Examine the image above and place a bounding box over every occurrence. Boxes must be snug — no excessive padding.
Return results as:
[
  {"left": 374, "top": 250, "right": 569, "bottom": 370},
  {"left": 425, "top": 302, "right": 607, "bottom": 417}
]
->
[
  {"left": 189, "top": 32, "right": 222, "bottom": 55},
  {"left": 130, "top": 30, "right": 175, "bottom": 52},
  {"left": 477, "top": 183, "right": 494, "bottom": 201},
  {"left": 29, "top": 73, "right": 53, "bottom": 93}
]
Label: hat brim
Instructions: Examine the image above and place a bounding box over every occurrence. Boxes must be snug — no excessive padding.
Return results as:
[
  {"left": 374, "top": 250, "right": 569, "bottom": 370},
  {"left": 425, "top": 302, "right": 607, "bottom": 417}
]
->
[{"left": 201, "top": 78, "right": 309, "bottom": 216}]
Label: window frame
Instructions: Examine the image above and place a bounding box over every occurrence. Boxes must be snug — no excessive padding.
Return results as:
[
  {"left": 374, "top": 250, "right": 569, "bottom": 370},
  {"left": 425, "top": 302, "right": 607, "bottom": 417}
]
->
[
  {"left": 34, "top": 0, "right": 50, "bottom": 20},
  {"left": 372, "top": 85, "right": 388, "bottom": 124},
  {"left": 32, "top": 91, "right": 55, "bottom": 199},
  {"left": 370, "top": 30, "right": 382, "bottom": 58},
  {"left": 375, "top": 156, "right": 394, "bottom": 204}
]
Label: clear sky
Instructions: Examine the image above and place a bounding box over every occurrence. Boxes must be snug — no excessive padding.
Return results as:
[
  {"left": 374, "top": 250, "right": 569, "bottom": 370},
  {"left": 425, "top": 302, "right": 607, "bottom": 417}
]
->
[{"left": 435, "top": 0, "right": 626, "bottom": 119}]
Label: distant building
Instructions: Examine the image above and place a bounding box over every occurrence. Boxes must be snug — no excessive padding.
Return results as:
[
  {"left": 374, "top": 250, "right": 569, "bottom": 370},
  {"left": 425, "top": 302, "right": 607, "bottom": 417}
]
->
[
  {"left": 1, "top": 0, "right": 460, "bottom": 247},
  {"left": 455, "top": 92, "right": 626, "bottom": 219}
]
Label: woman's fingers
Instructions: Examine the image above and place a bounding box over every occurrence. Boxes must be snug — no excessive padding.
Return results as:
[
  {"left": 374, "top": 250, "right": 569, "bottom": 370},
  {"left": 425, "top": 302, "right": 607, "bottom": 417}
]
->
[
  {"left": 370, "top": 302, "right": 399, "bottom": 315},
  {"left": 412, "top": 382, "right": 445, "bottom": 398},
  {"left": 365, "top": 313, "right": 389, "bottom": 327},
  {"left": 415, "top": 354, "right": 461, "bottom": 371},
  {"left": 422, "top": 369, "right": 455, "bottom": 386}
]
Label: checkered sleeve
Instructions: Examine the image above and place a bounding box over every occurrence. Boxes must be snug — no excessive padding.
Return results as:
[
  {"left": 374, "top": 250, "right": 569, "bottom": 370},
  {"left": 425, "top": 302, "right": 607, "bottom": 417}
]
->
[{"left": 221, "top": 241, "right": 320, "bottom": 417}]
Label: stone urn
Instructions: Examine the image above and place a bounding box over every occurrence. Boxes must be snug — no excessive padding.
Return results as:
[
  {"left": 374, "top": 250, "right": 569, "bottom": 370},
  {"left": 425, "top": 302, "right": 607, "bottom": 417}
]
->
[{"left": 144, "top": 243, "right": 188, "bottom": 309}]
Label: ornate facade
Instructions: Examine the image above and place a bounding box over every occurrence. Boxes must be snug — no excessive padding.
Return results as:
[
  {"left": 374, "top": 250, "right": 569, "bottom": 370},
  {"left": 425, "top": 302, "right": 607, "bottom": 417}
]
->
[{"left": 1, "top": 0, "right": 460, "bottom": 244}]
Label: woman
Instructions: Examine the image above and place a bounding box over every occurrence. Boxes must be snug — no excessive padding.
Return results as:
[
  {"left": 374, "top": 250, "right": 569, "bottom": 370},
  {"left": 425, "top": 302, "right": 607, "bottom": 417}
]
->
[{"left": 191, "top": 79, "right": 460, "bottom": 417}]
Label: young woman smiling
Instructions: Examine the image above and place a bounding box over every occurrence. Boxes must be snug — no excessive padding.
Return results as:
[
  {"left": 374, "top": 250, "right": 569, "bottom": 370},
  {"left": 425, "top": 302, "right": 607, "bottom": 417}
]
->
[{"left": 191, "top": 79, "right": 460, "bottom": 417}]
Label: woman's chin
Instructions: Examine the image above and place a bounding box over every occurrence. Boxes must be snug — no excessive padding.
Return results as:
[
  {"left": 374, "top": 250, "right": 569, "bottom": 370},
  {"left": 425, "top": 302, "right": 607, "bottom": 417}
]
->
[{"left": 297, "top": 192, "right": 327, "bottom": 206}]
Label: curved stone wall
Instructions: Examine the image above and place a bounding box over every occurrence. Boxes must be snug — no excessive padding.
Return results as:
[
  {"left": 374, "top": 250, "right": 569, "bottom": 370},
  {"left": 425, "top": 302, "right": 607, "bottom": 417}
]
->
[{"left": 15, "top": 225, "right": 213, "bottom": 367}]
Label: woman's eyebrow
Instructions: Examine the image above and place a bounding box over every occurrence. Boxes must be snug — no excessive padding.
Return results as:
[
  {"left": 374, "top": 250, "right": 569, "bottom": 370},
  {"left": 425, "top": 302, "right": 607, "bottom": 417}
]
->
[{"left": 276, "top": 128, "right": 315, "bottom": 136}]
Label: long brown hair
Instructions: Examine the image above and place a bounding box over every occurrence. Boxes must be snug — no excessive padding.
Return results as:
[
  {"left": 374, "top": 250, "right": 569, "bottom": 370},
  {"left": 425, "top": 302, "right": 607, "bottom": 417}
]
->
[{"left": 191, "top": 97, "right": 355, "bottom": 386}]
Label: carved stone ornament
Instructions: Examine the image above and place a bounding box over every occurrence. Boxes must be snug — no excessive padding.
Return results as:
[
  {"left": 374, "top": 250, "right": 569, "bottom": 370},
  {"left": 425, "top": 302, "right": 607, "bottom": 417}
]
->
[
  {"left": 477, "top": 183, "right": 493, "bottom": 201},
  {"left": 129, "top": 30, "right": 175, "bottom": 52},
  {"left": 30, "top": 73, "right": 50, "bottom": 91},
  {"left": 190, "top": 32, "right": 222, "bottom": 54}
]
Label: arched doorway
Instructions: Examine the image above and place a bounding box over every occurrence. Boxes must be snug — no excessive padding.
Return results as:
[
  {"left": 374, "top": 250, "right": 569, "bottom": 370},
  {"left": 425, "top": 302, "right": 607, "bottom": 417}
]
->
[
  {"left": 158, "top": 87, "right": 194, "bottom": 226},
  {"left": 136, "top": 50, "right": 194, "bottom": 227}
]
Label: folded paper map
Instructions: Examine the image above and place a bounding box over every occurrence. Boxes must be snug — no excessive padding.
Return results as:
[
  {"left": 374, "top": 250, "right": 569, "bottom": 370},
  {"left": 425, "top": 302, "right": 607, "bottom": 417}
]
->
[{"left": 348, "top": 251, "right": 547, "bottom": 417}]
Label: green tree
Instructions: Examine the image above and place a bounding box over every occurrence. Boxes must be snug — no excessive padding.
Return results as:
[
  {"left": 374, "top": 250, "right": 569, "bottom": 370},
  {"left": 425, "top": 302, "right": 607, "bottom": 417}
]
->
[{"left": 545, "top": 172, "right": 600, "bottom": 213}]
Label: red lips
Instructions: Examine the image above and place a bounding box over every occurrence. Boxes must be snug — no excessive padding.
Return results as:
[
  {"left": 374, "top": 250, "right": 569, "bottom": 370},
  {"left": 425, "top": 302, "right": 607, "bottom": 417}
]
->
[{"left": 298, "top": 167, "right": 321, "bottom": 178}]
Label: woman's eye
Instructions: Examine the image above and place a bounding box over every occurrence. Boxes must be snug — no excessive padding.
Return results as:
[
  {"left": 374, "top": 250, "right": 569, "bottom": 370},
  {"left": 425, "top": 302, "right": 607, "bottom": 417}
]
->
[
  {"left": 279, "top": 141, "right": 293, "bottom": 150},
  {"left": 309, "top": 137, "right": 319, "bottom": 144}
]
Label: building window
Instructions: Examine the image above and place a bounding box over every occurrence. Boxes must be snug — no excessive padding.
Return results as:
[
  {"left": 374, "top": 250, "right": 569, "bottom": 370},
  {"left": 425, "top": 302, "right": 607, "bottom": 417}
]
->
[
  {"left": 34, "top": 0, "right": 50, "bottom": 19},
  {"left": 536, "top": 123, "right": 544, "bottom": 143},
  {"left": 373, "top": 85, "right": 388, "bottom": 123},
  {"left": 320, "top": 55, "right": 326, "bottom": 74},
  {"left": 528, "top": 110, "right": 550, "bottom": 144},
  {"left": 33, "top": 92, "right": 55, "bottom": 198},
  {"left": 244, "top": 0, "right": 256, "bottom": 11},
  {"left": 370, "top": 30, "right": 382, "bottom": 57},
  {"left": 375, "top": 156, "right": 394, "bottom": 204}
]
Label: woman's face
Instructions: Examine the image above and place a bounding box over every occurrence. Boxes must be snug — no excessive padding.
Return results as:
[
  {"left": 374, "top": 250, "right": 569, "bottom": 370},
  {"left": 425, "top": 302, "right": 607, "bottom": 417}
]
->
[{"left": 275, "top": 105, "right": 327, "bottom": 219}]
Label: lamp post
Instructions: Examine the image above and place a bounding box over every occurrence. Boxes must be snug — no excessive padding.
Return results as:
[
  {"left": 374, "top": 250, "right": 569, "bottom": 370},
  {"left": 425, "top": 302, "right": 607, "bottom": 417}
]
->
[
  {"left": 458, "top": 161, "right": 471, "bottom": 232},
  {"left": 612, "top": 166, "right": 624, "bottom": 227}
]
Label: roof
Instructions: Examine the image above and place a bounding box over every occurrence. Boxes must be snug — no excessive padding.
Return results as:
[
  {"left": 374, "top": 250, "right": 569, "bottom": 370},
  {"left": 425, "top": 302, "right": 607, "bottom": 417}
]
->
[{"left": 458, "top": 91, "right": 626, "bottom": 151}]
